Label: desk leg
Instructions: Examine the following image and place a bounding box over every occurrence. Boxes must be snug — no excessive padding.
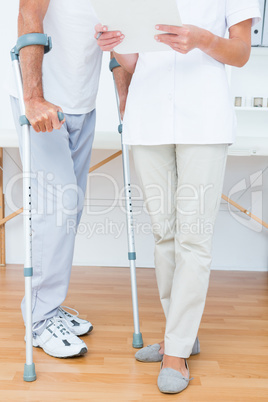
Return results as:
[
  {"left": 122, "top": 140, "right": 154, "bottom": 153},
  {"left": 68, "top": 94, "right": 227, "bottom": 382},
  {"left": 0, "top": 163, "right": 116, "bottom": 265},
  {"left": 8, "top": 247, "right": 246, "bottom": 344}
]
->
[{"left": 0, "top": 148, "right": 6, "bottom": 267}]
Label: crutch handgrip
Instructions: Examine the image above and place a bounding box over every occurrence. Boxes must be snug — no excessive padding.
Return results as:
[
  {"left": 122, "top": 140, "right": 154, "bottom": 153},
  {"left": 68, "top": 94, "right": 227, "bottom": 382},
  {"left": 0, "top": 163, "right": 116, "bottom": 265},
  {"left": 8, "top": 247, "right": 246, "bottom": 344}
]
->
[
  {"left": 11, "top": 33, "right": 52, "bottom": 60},
  {"left": 19, "top": 112, "right": 65, "bottom": 127}
]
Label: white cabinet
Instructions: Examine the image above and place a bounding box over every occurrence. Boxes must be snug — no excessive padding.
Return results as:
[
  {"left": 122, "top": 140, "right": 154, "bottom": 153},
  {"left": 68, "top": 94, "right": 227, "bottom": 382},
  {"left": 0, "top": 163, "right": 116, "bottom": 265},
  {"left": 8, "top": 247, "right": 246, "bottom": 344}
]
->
[
  {"left": 252, "top": 0, "right": 265, "bottom": 46},
  {"left": 263, "top": 0, "right": 268, "bottom": 46},
  {"left": 228, "top": 48, "right": 268, "bottom": 155}
]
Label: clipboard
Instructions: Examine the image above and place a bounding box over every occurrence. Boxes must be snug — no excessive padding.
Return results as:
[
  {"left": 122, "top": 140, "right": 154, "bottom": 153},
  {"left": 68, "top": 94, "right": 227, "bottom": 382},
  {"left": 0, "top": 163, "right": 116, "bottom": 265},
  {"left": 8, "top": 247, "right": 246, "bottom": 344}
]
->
[{"left": 90, "top": 0, "right": 182, "bottom": 53}]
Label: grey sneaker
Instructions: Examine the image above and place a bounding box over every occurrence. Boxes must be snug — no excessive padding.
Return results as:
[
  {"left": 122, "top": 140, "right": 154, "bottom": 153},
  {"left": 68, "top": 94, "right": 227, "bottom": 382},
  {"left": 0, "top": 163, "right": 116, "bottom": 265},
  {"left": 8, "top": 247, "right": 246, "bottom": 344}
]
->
[
  {"left": 135, "top": 336, "right": 200, "bottom": 362},
  {"left": 157, "top": 360, "right": 191, "bottom": 394}
]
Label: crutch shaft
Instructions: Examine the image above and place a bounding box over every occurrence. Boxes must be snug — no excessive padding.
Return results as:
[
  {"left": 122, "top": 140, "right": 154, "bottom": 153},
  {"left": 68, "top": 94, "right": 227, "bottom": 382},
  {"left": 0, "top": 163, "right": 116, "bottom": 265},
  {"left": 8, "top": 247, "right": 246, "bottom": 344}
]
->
[
  {"left": 122, "top": 144, "right": 140, "bottom": 333},
  {"left": 25, "top": 278, "right": 33, "bottom": 365},
  {"left": 129, "top": 260, "right": 140, "bottom": 332},
  {"left": 12, "top": 60, "right": 25, "bottom": 116},
  {"left": 121, "top": 141, "right": 143, "bottom": 347},
  {"left": 22, "top": 123, "right": 33, "bottom": 364},
  {"left": 10, "top": 33, "right": 53, "bottom": 383},
  {"left": 110, "top": 58, "right": 143, "bottom": 348}
]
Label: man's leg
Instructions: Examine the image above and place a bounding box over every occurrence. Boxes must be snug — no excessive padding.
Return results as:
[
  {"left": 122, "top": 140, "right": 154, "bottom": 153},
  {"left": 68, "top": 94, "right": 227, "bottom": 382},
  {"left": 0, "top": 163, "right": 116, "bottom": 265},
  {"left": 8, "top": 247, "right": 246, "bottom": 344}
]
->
[
  {"left": 55, "top": 110, "right": 96, "bottom": 335},
  {"left": 11, "top": 97, "right": 81, "bottom": 327},
  {"left": 67, "top": 110, "right": 96, "bottom": 227}
]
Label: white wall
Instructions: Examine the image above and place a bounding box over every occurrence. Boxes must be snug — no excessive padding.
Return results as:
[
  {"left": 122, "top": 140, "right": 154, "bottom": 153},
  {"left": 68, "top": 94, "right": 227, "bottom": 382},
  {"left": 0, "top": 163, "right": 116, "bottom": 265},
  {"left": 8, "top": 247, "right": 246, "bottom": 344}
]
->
[
  {"left": 3, "top": 147, "right": 268, "bottom": 271},
  {"left": 0, "top": 0, "right": 19, "bottom": 131},
  {"left": 1, "top": 1, "right": 268, "bottom": 271}
]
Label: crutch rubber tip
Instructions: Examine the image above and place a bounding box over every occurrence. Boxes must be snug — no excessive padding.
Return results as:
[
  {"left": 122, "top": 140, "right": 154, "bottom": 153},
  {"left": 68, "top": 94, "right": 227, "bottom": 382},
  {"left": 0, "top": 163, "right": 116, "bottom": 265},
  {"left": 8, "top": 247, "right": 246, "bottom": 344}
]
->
[
  {"left": 132, "top": 333, "right": 143, "bottom": 349},
  {"left": 23, "top": 363, "right": 36, "bottom": 382}
]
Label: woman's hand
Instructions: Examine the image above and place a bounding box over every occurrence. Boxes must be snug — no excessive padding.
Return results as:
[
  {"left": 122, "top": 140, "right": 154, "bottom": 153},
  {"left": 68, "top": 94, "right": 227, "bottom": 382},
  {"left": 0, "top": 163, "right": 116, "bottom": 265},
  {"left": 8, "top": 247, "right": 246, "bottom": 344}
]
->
[
  {"left": 95, "top": 24, "right": 125, "bottom": 51},
  {"left": 155, "top": 20, "right": 252, "bottom": 67},
  {"left": 154, "top": 24, "right": 203, "bottom": 54}
]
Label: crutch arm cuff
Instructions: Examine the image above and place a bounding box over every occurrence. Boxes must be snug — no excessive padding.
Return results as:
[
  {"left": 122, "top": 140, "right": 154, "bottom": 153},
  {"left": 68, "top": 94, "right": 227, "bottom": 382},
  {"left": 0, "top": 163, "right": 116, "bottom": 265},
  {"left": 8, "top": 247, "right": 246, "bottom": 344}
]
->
[
  {"left": 11, "top": 33, "right": 52, "bottom": 60},
  {"left": 109, "top": 57, "right": 121, "bottom": 72}
]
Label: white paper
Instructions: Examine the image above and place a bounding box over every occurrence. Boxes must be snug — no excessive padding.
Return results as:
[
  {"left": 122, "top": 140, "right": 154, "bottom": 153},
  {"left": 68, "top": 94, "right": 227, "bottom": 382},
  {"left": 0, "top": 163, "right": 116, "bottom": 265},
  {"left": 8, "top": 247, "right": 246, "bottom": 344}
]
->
[{"left": 90, "top": 0, "right": 182, "bottom": 53}]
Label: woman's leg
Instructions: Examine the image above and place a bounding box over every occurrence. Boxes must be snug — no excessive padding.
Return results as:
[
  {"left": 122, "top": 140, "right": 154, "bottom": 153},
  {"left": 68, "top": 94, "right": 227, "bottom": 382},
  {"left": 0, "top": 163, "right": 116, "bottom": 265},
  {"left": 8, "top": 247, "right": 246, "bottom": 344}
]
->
[
  {"left": 164, "top": 144, "right": 228, "bottom": 362},
  {"left": 131, "top": 145, "right": 177, "bottom": 318}
]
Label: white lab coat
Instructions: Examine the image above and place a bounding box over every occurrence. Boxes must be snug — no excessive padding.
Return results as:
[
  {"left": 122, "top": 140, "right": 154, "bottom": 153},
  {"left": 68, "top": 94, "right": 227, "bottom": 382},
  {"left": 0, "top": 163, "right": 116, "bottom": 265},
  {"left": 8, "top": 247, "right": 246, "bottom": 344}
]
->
[{"left": 123, "top": 0, "right": 261, "bottom": 145}]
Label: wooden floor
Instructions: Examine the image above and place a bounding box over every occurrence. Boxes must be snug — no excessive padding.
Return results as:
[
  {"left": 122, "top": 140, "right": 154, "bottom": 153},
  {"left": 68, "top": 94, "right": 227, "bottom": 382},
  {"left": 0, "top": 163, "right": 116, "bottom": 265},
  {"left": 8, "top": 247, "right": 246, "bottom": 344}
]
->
[{"left": 0, "top": 265, "right": 267, "bottom": 401}]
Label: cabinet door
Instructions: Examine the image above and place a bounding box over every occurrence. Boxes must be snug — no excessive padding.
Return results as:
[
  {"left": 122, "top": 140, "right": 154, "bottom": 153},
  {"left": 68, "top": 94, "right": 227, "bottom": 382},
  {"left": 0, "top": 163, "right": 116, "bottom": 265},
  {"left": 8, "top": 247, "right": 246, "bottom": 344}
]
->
[
  {"left": 252, "top": 0, "right": 265, "bottom": 46},
  {"left": 263, "top": 0, "right": 268, "bottom": 46}
]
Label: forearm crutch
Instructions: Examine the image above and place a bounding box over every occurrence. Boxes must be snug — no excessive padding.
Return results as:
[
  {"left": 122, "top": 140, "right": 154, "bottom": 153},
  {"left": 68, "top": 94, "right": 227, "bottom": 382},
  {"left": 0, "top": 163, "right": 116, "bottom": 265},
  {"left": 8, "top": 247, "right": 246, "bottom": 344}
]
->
[
  {"left": 109, "top": 58, "right": 143, "bottom": 349},
  {"left": 10, "top": 34, "right": 64, "bottom": 382}
]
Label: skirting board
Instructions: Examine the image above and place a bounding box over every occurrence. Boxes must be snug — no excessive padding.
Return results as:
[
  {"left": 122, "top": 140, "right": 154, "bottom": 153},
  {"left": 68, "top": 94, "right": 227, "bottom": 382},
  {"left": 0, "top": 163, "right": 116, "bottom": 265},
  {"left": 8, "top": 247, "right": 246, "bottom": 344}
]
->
[{"left": 71, "top": 264, "right": 268, "bottom": 272}]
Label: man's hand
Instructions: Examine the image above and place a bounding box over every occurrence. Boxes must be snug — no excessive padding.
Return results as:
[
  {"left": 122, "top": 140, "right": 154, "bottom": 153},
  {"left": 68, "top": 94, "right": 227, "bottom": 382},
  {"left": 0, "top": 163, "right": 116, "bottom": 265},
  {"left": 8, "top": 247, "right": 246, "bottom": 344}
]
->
[
  {"left": 155, "top": 24, "right": 202, "bottom": 54},
  {"left": 25, "top": 97, "right": 64, "bottom": 133},
  {"left": 95, "top": 24, "right": 125, "bottom": 51}
]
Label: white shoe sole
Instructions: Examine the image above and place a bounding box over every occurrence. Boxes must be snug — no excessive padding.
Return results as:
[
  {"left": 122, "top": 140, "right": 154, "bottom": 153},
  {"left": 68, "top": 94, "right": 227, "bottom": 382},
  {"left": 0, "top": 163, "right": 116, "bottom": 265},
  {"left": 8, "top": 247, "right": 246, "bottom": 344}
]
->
[
  {"left": 32, "top": 339, "right": 88, "bottom": 358},
  {"left": 72, "top": 324, "right": 94, "bottom": 337}
]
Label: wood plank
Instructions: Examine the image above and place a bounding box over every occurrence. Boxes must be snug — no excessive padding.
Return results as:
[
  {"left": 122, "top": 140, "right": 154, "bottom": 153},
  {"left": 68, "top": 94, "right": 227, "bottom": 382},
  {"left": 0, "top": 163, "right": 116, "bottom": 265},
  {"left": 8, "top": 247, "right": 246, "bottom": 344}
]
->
[
  {"left": 89, "top": 150, "right": 122, "bottom": 173},
  {"left": 222, "top": 193, "right": 268, "bottom": 229},
  {"left": 0, "top": 207, "right": 23, "bottom": 227}
]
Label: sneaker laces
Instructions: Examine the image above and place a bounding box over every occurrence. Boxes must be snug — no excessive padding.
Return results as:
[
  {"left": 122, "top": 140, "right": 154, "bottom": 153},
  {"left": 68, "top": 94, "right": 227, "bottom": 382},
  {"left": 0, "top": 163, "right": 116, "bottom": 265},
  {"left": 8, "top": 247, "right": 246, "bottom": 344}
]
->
[
  {"left": 32, "top": 306, "right": 79, "bottom": 342},
  {"left": 58, "top": 305, "right": 79, "bottom": 319},
  {"left": 32, "top": 316, "right": 72, "bottom": 346}
]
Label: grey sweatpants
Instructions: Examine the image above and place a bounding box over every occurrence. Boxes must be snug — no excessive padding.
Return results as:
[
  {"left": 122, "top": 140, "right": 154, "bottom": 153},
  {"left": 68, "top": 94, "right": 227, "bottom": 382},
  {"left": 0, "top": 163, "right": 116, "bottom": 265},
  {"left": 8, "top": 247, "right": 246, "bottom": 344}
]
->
[{"left": 11, "top": 97, "right": 95, "bottom": 330}]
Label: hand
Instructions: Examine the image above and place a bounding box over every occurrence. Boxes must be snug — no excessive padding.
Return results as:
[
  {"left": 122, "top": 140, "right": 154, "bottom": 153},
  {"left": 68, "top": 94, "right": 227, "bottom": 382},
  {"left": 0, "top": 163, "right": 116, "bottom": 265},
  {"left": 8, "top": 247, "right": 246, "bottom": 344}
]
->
[
  {"left": 95, "top": 24, "right": 125, "bottom": 51},
  {"left": 155, "top": 24, "right": 203, "bottom": 54},
  {"left": 25, "top": 97, "right": 65, "bottom": 133}
]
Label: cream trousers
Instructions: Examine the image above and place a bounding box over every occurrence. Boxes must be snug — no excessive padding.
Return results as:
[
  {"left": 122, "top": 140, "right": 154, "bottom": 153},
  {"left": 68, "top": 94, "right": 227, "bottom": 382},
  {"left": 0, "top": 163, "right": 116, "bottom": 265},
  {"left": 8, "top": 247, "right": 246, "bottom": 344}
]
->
[{"left": 131, "top": 144, "right": 228, "bottom": 358}]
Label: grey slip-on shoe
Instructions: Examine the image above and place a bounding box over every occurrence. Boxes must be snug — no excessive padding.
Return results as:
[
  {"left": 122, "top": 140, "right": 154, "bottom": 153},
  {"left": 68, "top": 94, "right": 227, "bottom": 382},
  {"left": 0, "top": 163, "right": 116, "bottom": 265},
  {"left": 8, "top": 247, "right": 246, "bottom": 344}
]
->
[
  {"left": 135, "top": 336, "right": 200, "bottom": 362},
  {"left": 135, "top": 343, "right": 163, "bottom": 362},
  {"left": 157, "top": 360, "right": 191, "bottom": 394}
]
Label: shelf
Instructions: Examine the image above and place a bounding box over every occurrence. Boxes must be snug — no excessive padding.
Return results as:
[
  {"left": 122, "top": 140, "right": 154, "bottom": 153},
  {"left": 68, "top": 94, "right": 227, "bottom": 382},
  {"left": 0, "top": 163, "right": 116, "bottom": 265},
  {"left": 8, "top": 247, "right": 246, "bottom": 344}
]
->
[
  {"left": 251, "top": 47, "right": 268, "bottom": 56},
  {"left": 235, "top": 107, "right": 268, "bottom": 112},
  {"left": 228, "top": 136, "right": 268, "bottom": 156}
]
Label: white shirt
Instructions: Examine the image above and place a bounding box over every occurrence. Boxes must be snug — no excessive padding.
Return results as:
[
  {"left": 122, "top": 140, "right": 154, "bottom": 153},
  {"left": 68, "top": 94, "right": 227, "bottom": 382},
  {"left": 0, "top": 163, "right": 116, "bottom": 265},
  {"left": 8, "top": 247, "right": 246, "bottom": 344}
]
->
[
  {"left": 122, "top": 0, "right": 261, "bottom": 146},
  {"left": 9, "top": 0, "right": 102, "bottom": 115}
]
